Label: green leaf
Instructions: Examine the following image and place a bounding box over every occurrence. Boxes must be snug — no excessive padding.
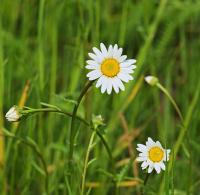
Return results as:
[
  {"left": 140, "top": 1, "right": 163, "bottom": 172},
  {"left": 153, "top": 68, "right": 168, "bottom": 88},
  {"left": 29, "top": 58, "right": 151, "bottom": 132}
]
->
[{"left": 31, "top": 161, "right": 45, "bottom": 176}]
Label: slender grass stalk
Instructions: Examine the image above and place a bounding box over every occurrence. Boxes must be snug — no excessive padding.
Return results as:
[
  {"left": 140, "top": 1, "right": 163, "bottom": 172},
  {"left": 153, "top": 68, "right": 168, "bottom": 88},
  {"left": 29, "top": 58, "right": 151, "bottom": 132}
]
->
[
  {"left": 68, "top": 81, "right": 94, "bottom": 177},
  {"left": 1, "top": 132, "right": 49, "bottom": 195},
  {"left": 0, "top": 15, "right": 4, "bottom": 166},
  {"left": 7, "top": 106, "right": 116, "bottom": 167},
  {"left": 81, "top": 131, "right": 95, "bottom": 195},
  {"left": 47, "top": 19, "right": 58, "bottom": 144},
  {"left": 96, "top": 130, "right": 114, "bottom": 169},
  {"left": 170, "top": 83, "right": 200, "bottom": 170},
  {"left": 159, "top": 82, "right": 200, "bottom": 194},
  {"left": 141, "top": 172, "right": 150, "bottom": 195},
  {"left": 37, "top": 0, "right": 45, "bottom": 92},
  {"left": 119, "top": 0, "right": 128, "bottom": 46},
  {"left": 143, "top": 173, "right": 150, "bottom": 186},
  {"left": 24, "top": 107, "right": 116, "bottom": 176},
  {"left": 37, "top": 0, "right": 45, "bottom": 150},
  {"left": 124, "top": 0, "right": 168, "bottom": 99},
  {"left": 96, "top": 129, "right": 118, "bottom": 194},
  {"left": 156, "top": 83, "right": 184, "bottom": 123},
  {"left": 0, "top": 13, "right": 6, "bottom": 195}
]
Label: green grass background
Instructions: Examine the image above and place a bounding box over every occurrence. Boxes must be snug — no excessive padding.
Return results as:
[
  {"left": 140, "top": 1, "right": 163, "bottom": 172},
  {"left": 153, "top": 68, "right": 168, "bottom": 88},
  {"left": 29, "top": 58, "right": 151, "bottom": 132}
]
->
[{"left": 0, "top": 0, "right": 200, "bottom": 194}]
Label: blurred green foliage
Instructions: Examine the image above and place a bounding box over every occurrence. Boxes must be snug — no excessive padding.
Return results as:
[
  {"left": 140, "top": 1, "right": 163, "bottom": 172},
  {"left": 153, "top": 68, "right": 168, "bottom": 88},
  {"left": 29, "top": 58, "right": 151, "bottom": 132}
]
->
[{"left": 0, "top": 0, "right": 200, "bottom": 194}]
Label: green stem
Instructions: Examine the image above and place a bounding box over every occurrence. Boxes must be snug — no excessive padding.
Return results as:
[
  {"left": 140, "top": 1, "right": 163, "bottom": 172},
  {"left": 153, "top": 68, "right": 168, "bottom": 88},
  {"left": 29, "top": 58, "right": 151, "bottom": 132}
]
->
[
  {"left": 81, "top": 131, "right": 95, "bottom": 195},
  {"left": 1, "top": 133, "right": 49, "bottom": 195},
  {"left": 96, "top": 130, "right": 114, "bottom": 167},
  {"left": 20, "top": 106, "right": 115, "bottom": 169},
  {"left": 156, "top": 83, "right": 184, "bottom": 123},
  {"left": 141, "top": 173, "right": 150, "bottom": 195},
  {"left": 68, "top": 81, "right": 94, "bottom": 175},
  {"left": 158, "top": 82, "right": 200, "bottom": 194},
  {"left": 144, "top": 173, "right": 150, "bottom": 186},
  {"left": 24, "top": 108, "right": 89, "bottom": 126},
  {"left": 96, "top": 130, "right": 117, "bottom": 194}
]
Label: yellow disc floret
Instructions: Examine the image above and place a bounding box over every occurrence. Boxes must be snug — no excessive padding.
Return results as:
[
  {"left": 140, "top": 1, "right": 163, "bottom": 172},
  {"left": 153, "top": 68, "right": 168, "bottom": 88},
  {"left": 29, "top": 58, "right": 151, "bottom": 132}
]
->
[
  {"left": 149, "top": 147, "right": 164, "bottom": 162},
  {"left": 101, "top": 58, "right": 120, "bottom": 77}
]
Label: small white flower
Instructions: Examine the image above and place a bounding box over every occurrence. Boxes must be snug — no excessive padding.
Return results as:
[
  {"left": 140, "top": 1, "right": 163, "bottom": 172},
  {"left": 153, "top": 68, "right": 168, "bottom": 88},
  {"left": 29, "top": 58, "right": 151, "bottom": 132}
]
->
[
  {"left": 144, "top": 75, "right": 158, "bottom": 86},
  {"left": 86, "top": 43, "right": 136, "bottom": 94},
  {"left": 5, "top": 106, "right": 21, "bottom": 122},
  {"left": 136, "top": 137, "right": 170, "bottom": 174}
]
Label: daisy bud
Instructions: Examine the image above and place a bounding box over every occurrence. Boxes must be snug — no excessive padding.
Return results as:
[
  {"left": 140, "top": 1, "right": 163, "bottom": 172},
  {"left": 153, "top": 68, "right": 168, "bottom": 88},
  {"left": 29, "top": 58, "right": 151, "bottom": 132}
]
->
[
  {"left": 92, "top": 115, "right": 105, "bottom": 129},
  {"left": 144, "top": 75, "right": 158, "bottom": 86},
  {"left": 5, "top": 106, "right": 22, "bottom": 122}
]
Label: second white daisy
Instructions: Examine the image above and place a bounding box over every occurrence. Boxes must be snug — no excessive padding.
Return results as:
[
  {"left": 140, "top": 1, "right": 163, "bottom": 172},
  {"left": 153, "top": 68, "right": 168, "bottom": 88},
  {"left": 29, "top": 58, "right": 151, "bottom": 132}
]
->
[
  {"left": 136, "top": 137, "right": 170, "bottom": 174},
  {"left": 86, "top": 43, "right": 136, "bottom": 94}
]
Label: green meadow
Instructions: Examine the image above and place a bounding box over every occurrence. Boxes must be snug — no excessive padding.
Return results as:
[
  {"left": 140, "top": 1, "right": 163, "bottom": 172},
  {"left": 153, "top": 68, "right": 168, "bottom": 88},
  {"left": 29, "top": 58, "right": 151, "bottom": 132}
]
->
[{"left": 0, "top": 0, "right": 200, "bottom": 194}]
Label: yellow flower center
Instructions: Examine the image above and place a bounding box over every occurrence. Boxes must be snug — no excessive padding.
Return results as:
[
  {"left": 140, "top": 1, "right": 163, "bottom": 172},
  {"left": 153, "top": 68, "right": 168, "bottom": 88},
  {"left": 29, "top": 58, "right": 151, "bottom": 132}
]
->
[
  {"left": 101, "top": 58, "right": 120, "bottom": 77},
  {"left": 149, "top": 147, "right": 164, "bottom": 162}
]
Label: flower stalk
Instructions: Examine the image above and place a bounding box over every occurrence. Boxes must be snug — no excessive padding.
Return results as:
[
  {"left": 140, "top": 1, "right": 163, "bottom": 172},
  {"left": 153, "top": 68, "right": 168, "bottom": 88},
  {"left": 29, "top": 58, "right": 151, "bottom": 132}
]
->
[
  {"left": 68, "top": 81, "right": 94, "bottom": 176},
  {"left": 81, "top": 131, "right": 96, "bottom": 195},
  {"left": 145, "top": 75, "right": 184, "bottom": 123},
  {"left": 156, "top": 83, "right": 184, "bottom": 123}
]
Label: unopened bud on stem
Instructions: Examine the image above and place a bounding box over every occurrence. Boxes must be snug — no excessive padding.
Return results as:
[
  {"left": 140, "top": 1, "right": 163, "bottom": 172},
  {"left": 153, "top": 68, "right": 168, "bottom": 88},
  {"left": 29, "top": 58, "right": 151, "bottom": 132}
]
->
[
  {"left": 5, "top": 106, "right": 22, "bottom": 122},
  {"left": 144, "top": 75, "right": 159, "bottom": 86}
]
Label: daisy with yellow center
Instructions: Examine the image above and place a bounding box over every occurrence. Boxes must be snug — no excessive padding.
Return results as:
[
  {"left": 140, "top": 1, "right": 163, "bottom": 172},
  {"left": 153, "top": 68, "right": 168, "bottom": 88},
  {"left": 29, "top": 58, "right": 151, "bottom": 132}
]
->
[
  {"left": 136, "top": 137, "right": 170, "bottom": 174},
  {"left": 86, "top": 43, "right": 136, "bottom": 94}
]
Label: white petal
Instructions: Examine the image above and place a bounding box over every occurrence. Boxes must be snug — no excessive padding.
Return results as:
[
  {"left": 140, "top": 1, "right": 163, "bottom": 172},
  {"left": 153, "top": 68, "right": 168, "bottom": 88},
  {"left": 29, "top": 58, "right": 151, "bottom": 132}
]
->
[
  {"left": 139, "top": 152, "right": 147, "bottom": 157},
  {"left": 121, "top": 59, "right": 136, "bottom": 67},
  {"left": 165, "top": 149, "right": 171, "bottom": 161},
  {"left": 96, "top": 76, "right": 104, "bottom": 88},
  {"left": 6, "top": 107, "right": 15, "bottom": 116},
  {"left": 121, "top": 67, "right": 134, "bottom": 74},
  {"left": 146, "top": 137, "right": 155, "bottom": 147},
  {"left": 100, "top": 43, "right": 108, "bottom": 56},
  {"left": 86, "top": 65, "right": 97, "bottom": 70},
  {"left": 87, "top": 70, "right": 102, "bottom": 80},
  {"left": 148, "top": 166, "right": 153, "bottom": 173},
  {"left": 154, "top": 163, "right": 161, "bottom": 174},
  {"left": 119, "top": 55, "right": 127, "bottom": 62},
  {"left": 106, "top": 78, "right": 112, "bottom": 95},
  {"left": 147, "top": 159, "right": 154, "bottom": 167},
  {"left": 92, "top": 47, "right": 104, "bottom": 60},
  {"left": 5, "top": 106, "right": 20, "bottom": 122},
  {"left": 114, "top": 77, "right": 125, "bottom": 91},
  {"left": 129, "top": 65, "right": 137, "bottom": 69},
  {"left": 141, "top": 161, "right": 148, "bottom": 169},
  {"left": 107, "top": 45, "right": 113, "bottom": 57},
  {"left": 160, "top": 162, "right": 165, "bottom": 170},
  {"left": 113, "top": 47, "right": 122, "bottom": 59},
  {"left": 155, "top": 141, "right": 162, "bottom": 147},
  {"left": 111, "top": 77, "right": 119, "bottom": 93},
  {"left": 112, "top": 44, "right": 118, "bottom": 57},
  {"left": 100, "top": 77, "right": 108, "bottom": 94},
  {"left": 87, "top": 60, "right": 99, "bottom": 66},
  {"left": 88, "top": 53, "right": 102, "bottom": 63},
  {"left": 117, "top": 72, "right": 133, "bottom": 83},
  {"left": 136, "top": 144, "right": 147, "bottom": 151},
  {"left": 137, "top": 156, "right": 147, "bottom": 162}
]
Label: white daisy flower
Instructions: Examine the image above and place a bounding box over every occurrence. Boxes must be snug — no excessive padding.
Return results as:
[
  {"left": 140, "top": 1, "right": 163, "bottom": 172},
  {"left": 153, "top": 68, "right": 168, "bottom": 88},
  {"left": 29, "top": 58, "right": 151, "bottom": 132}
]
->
[
  {"left": 86, "top": 43, "right": 136, "bottom": 94},
  {"left": 5, "top": 106, "right": 21, "bottom": 122},
  {"left": 136, "top": 137, "right": 170, "bottom": 174}
]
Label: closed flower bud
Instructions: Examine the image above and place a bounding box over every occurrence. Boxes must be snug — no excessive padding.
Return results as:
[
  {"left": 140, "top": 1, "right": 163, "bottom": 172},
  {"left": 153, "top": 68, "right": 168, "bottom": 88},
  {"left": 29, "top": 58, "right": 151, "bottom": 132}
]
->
[
  {"left": 5, "top": 106, "right": 22, "bottom": 122},
  {"left": 92, "top": 115, "right": 105, "bottom": 129},
  {"left": 144, "top": 75, "right": 159, "bottom": 86}
]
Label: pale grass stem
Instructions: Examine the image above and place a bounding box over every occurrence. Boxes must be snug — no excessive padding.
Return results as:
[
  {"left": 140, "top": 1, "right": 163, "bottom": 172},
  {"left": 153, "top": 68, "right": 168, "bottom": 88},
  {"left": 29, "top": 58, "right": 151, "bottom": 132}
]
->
[{"left": 81, "top": 132, "right": 95, "bottom": 195}]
